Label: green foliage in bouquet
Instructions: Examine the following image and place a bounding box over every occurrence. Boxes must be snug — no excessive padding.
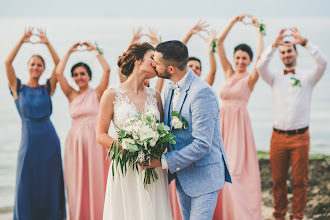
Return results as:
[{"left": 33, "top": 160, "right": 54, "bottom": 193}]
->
[{"left": 106, "top": 109, "right": 176, "bottom": 186}]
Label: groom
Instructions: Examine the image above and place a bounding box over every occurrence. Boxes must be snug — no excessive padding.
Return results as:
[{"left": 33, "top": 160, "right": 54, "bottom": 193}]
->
[{"left": 145, "top": 40, "right": 231, "bottom": 219}]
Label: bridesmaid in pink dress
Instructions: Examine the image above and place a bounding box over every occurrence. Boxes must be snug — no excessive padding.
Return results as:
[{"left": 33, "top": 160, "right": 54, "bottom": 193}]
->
[
  {"left": 212, "top": 14, "right": 264, "bottom": 220},
  {"left": 56, "top": 42, "right": 110, "bottom": 220}
]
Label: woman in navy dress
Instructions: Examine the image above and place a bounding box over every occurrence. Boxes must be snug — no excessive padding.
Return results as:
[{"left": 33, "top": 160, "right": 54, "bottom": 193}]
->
[{"left": 5, "top": 27, "right": 66, "bottom": 220}]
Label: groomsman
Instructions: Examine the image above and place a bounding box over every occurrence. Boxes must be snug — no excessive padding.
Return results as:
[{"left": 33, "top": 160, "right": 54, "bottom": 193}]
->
[{"left": 257, "top": 27, "right": 327, "bottom": 220}]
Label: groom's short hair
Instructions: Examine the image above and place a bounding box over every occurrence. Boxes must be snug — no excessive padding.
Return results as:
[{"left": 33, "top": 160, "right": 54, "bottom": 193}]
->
[{"left": 155, "top": 40, "right": 188, "bottom": 71}]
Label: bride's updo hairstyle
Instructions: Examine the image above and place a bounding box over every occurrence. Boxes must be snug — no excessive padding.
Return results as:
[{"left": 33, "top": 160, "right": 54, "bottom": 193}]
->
[{"left": 118, "top": 42, "right": 154, "bottom": 77}]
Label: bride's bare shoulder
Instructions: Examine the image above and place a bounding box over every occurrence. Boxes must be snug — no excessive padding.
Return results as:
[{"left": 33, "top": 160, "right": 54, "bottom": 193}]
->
[{"left": 100, "top": 87, "right": 117, "bottom": 103}]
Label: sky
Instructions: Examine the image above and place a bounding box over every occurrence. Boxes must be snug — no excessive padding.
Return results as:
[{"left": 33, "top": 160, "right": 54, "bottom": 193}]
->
[{"left": 0, "top": 0, "right": 329, "bottom": 18}]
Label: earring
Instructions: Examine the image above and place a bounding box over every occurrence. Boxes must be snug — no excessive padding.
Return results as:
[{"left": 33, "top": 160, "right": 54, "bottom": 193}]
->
[{"left": 138, "top": 61, "right": 141, "bottom": 65}]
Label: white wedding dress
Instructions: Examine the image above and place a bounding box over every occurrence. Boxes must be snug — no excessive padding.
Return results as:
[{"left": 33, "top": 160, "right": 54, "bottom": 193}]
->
[{"left": 102, "top": 85, "right": 173, "bottom": 220}]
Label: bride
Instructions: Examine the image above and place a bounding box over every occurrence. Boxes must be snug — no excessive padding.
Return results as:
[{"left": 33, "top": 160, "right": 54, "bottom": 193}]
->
[{"left": 96, "top": 42, "right": 173, "bottom": 220}]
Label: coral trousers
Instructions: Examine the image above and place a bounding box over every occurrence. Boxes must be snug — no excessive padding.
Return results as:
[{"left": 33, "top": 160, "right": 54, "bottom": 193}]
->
[{"left": 270, "top": 130, "right": 309, "bottom": 220}]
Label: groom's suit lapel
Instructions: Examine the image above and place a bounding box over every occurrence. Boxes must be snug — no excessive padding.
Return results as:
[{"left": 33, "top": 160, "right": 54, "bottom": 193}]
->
[
  {"left": 174, "top": 69, "right": 196, "bottom": 114},
  {"left": 164, "top": 86, "right": 173, "bottom": 126}
]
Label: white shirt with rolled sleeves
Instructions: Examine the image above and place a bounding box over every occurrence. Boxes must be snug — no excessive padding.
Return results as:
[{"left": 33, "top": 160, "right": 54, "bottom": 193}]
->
[
  {"left": 161, "top": 70, "right": 189, "bottom": 169},
  {"left": 256, "top": 42, "right": 327, "bottom": 130}
]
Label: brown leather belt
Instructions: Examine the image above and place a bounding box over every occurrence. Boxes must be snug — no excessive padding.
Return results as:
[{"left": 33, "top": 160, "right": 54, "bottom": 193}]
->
[{"left": 273, "top": 126, "right": 309, "bottom": 135}]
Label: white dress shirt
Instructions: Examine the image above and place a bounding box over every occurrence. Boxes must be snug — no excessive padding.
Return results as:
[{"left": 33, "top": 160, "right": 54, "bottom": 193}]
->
[
  {"left": 257, "top": 42, "right": 327, "bottom": 130},
  {"left": 161, "top": 69, "right": 190, "bottom": 169},
  {"left": 172, "top": 70, "right": 190, "bottom": 110}
]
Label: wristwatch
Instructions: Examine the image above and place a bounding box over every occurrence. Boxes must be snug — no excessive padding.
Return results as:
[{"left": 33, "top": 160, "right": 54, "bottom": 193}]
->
[{"left": 301, "top": 38, "right": 308, "bottom": 47}]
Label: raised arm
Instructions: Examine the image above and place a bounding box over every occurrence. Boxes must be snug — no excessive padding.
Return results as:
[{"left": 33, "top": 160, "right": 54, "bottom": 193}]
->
[
  {"left": 203, "top": 30, "right": 217, "bottom": 86},
  {"left": 37, "top": 28, "right": 60, "bottom": 96},
  {"left": 146, "top": 27, "right": 160, "bottom": 46},
  {"left": 128, "top": 27, "right": 143, "bottom": 46},
  {"left": 289, "top": 27, "right": 328, "bottom": 86},
  {"left": 155, "top": 77, "right": 164, "bottom": 93},
  {"left": 257, "top": 28, "right": 287, "bottom": 86},
  {"left": 81, "top": 42, "right": 111, "bottom": 101},
  {"left": 181, "top": 20, "right": 209, "bottom": 45},
  {"left": 146, "top": 27, "right": 165, "bottom": 92},
  {"left": 5, "top": 27, "right": 33, "bottom": 99},
  {"left": 155, "top": 90, "right": 164, "bottom": 123},
  {"left": 118, "top": 68, "right": 125, "bottom": 83},
  {"left": 118, "top": 27, "right": 144, "bottom": 83},
  {"left": 247, "top": 16, "right": 264, "bottom": 91},
  {"left": 216, "top": 14, "right": 246, "bottom": 78},
  {"left": 55, "top": 42, "right": 80, "bottom": 100},
  {"left": 96, "top": 88, "right": 117, "bottom": 149}
]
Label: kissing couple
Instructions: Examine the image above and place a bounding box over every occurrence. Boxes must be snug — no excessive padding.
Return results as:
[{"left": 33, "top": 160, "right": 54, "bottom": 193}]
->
[{"left": 97, "top": 40, "right": 232, "bottom": 220}]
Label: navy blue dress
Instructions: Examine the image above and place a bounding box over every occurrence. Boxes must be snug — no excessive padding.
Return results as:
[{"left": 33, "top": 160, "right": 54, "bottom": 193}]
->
[{"left": 11, "top": 79, "right": 66, "bottom": 220}]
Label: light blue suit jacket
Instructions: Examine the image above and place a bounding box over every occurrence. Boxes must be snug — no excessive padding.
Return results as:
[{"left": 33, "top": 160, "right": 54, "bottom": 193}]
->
[{"left": 164, "top": 69, "right": 231, "bottom": 197}]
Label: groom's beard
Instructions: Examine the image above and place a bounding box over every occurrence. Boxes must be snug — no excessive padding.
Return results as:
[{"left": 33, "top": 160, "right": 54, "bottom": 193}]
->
[{"left": 155, "top": 67, "right": 171, "bottom": 79}]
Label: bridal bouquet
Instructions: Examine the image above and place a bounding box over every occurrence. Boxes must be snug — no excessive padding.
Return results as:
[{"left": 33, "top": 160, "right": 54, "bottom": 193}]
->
[{"left": 107, "top": 106, "right": 176, "bottom": 186}]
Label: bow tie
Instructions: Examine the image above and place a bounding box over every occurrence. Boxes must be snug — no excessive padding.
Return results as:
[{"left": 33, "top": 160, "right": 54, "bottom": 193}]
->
[
  {"left": 170, "top": 82, "right": 180, "bottom": 92},
  {"left": 284, "top": 69, "right": 295, "bottom": 75}
]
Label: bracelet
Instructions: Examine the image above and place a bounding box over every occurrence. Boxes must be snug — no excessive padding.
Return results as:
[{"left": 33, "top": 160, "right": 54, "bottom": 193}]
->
[
  {"left": 95, "top": 42, "right": 104, "bottom": 55},
  {"left": 259, "top": 23, "right": 266, "bottom": 36},
  {"left": 301, "top": 38, "right": 308, "bottom": 47},
  {"left": 211, "top": 38, "right": 217, "bottom": 53}
]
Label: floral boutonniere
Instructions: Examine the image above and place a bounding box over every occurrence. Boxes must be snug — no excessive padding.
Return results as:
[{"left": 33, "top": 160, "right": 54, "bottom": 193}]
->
[
  {"left": 94, "top": 42, "right": 104, "bottom": 55},
  {"left": 171, "top": 110, "right": 188, "bottom": 130},
  {"left": 289, "top": 77, "right": 301, "bottom": 87}
]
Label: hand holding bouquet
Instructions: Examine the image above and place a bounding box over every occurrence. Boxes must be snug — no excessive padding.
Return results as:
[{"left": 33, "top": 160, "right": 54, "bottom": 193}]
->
[{"left": 107, "top": 106, "right": 176, "bottom": 186}]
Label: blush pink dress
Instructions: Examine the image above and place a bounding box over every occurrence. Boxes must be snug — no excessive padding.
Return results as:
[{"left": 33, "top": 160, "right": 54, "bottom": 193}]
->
[
  {"left": 169, "top": 180, "right": 183, "bottom": 220},
  {"left": 213, "top": 73, "right": 262, "bottom": 220},
  {"left": 64, "top": 87, "right": 110, "bottom": 220}
]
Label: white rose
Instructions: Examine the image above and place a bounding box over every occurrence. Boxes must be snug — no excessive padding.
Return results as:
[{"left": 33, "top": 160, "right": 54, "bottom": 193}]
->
[
  {"left": 172, "top": 116, "right": 183, "bottom": 129},
  {"left": 132, "top": 125, "right": 141, "bottom": 134},
  {"left": 125, "top": 125, "right": 134, "bottom": 135},
  {"left": 125, "top": 118, "right": 134, "bottom": 124},
  {"left": 149, "top": 131, "right": 159, "bottom": 147},
  {"left": 139, "top": 125, "right": 154, "bottom": 142},
  {"left": 289, "top": 78, "right": 296, "bottom": 86},
  {"left": 121, "top": 138, "right": 135, "bottom": 150},
  {"left": 132, "top": 132, "right": 139, "bottom": 141},
  {"left": 136, "top": 120, "right": 143, "bottom": 128},
  {"left": 147, "top": 109, "right": 157, "bottom": 118}
]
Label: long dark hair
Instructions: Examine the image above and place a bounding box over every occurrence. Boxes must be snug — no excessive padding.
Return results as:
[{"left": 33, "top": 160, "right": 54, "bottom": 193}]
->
[{"left": 71, "top": 62, "right": 92, "bottom": 81}]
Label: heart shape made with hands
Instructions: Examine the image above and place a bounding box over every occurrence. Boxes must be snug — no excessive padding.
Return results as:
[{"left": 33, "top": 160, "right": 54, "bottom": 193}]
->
[
  {"left": 282, "top": 29, "right": 296, "bottom": 43},
  {"left": 29, "top": 34, "right": 41, "bottom": 44},
  {"left": 75, "top": 44, "right": 88, "bottom": 51},
  {"left": 242, "top": 16, "right": 253, "bottom": 25}
]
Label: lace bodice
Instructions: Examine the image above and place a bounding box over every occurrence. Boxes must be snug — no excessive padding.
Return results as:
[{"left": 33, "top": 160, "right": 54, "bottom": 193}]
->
[{"left": 112, "top": 85, "right": 160, "bottom": 131}]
